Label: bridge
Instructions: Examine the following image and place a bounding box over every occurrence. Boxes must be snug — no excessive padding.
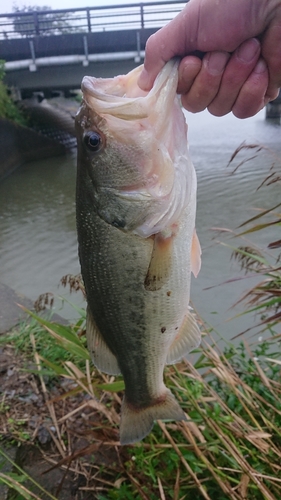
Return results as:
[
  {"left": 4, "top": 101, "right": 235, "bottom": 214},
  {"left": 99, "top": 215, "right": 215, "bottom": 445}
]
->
[{"left": 0, "top": 1, "right": 185, "bottom": 98}]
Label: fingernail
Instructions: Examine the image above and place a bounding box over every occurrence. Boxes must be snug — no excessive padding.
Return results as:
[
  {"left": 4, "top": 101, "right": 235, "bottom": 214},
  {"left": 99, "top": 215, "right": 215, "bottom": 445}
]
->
[
  {"left": 204, "top": 52, "right": 230, "bottom": 76},
  {"left": 253, "top": 58, "right": 267, "bottom": 74},
  {"left": 237, "top": 38, "right": 260, "bottom": 63}
]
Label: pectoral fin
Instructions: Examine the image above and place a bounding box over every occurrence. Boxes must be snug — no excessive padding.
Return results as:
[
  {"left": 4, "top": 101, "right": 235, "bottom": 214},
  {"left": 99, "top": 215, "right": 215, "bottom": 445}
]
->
[
  {"left": 86, "top": 308, "right": 121, "bottom": 375},
  {"left": 166, "top": 309, "right": 201, "bottom": 365},
  {"left": 191, "top": 229, "right": 201, "bottom": 278},
  {"left": 144, "top": 232, "right": 173, "bottom": 291}
]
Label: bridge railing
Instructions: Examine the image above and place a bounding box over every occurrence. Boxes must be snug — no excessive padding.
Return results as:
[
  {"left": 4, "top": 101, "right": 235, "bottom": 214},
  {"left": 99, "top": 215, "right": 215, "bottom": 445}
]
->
[{"left": 0, "top": 1, "right": 185, "bottom": 40}]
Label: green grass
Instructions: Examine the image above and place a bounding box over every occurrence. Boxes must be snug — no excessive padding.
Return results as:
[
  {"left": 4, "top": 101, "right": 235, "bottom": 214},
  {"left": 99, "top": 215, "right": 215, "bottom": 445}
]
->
[
  {"left": 1, "top": 308, "right": 280, "bottom": 500},
  {"left": 0, "top": 308, "right": 88, "bottom": 378}
]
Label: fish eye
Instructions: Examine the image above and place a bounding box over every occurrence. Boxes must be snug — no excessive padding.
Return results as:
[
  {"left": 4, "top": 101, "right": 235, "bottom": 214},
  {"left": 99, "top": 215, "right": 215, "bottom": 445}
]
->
[{"left": 84, "top": 131, "right": 103, "bottom": 152}]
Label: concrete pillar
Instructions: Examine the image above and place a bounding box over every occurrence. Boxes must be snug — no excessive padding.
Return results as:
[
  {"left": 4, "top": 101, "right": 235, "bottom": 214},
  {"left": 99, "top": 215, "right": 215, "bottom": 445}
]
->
[{"left": 266, "top": 90, "right": 281, "bottom": 120}]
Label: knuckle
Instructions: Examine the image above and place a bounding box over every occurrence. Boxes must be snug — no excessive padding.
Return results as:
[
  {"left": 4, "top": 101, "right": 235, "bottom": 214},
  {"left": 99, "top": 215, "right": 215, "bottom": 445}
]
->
[
  {"left": 181, "top": 94, "right": 205, "bottom": 113},
  {"left": 207, "top": 103, "right": 228, "bottom": 117},
  {"left": 232, "top": 97, "right": 263, "bottom": 119}
]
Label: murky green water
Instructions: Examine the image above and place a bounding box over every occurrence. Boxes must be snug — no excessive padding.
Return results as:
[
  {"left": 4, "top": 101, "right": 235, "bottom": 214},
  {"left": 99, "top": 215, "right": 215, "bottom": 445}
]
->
[{"left": 0, "top": 108, "right": 280, "bottom": 339}]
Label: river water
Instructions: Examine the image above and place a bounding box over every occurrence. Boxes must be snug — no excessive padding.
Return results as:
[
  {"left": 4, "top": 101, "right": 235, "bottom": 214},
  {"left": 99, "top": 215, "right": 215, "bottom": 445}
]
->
[{"left": 0, "top": 107, "right": 280, "bottom": 341}]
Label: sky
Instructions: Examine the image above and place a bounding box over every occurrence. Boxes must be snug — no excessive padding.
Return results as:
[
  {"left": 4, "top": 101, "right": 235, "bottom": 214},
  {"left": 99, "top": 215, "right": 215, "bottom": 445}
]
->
[{"left": 0, "top": 0, "right": 165, "bottom": 15}]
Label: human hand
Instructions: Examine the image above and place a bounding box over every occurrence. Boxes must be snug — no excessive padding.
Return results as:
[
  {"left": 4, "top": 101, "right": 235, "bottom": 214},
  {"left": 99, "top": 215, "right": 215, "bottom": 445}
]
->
[
  {"left": 138, "top": 0, "right": 281, "bottom": 118},
  {"left": 176, "top": 39, "right": 268, "bottom": 118}
]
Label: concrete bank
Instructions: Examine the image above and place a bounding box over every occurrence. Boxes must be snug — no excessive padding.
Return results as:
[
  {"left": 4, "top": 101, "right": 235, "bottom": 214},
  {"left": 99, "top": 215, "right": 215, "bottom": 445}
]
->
[
  {"left": 0, "top": 282, "right": 68, "bottom": 334},
  {"left": 0, "top": 282, "right": 34, "bottom": 334},
  {"left": 0, "top": 117, "right": 65, "bottom": 181}
]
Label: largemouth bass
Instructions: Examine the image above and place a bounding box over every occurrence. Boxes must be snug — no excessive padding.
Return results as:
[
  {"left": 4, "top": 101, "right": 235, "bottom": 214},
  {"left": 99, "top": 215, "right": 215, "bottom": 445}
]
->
[{"left": 76, "top": 59, "right": 201, "bottom": 445}]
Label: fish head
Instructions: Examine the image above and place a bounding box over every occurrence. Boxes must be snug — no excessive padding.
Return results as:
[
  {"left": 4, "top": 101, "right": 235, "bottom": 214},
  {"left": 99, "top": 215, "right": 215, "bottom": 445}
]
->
[{"left": 76, "top": 59, "right": 194, "bottom": 236}]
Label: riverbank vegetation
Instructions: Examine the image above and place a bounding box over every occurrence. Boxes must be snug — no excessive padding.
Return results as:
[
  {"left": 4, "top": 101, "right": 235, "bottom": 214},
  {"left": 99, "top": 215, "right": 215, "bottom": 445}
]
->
[{"left": 0, "top": 60, "right": 27, "bottom": 126}]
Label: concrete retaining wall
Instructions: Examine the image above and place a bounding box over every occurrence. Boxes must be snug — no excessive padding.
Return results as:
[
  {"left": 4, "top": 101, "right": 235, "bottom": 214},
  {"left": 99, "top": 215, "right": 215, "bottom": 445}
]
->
[{"left": 0, "top": 118, "right": 66, "bottom": 181}]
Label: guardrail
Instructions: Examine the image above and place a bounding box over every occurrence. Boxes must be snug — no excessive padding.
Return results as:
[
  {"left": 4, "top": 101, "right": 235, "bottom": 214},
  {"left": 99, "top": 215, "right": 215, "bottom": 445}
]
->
[{"left": 0, "top": 1, "right": 185, "bottom": 40}]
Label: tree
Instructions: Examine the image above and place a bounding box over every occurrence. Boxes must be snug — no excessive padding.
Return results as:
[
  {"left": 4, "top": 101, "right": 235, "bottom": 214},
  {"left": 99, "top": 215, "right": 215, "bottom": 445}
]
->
[{"left": 12, "top": 5, "right": 74, "bottom": 37}]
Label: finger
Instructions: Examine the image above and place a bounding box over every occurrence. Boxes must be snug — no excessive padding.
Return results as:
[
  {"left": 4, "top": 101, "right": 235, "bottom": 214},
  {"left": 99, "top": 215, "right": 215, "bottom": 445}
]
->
[
  {"left": 208, "top": 38, "right": 261, "bottom": 116},
  {"left": 138, "top": 17, "right": 188, "bottom": 91},
  {"left": 138, "top": 2, "right": 200, "bottom": 91},
  {"left": 138, "top": 32, "right": 169, "bottom": 90},
  {"left": 180, "top": 51, "right": 230, "bottom": 113},
  {"left": 138, "top": 0, "right": 255, "bottom": 92},
  {"left": 232, "top": 58, "right": 269, "bottom": 118},
  {"left": 177, "top": 56, "right": 202, "bottom": 94},
  {"left": 261, "top": 20, "right": 281, "bottom": 100}
]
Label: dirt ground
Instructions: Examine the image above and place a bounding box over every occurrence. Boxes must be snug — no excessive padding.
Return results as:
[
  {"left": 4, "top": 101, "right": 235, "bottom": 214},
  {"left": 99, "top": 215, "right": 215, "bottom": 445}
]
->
[{"left": 0, "top": 343, "right": 131, "bottom": 499}]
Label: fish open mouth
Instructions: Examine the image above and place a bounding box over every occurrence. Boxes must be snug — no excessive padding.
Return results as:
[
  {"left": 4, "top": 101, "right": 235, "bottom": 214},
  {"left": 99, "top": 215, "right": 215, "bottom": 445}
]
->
[
  {"left": 82, "top": 64, "right": 147, "bottom": 100},
  {"left": 81, "top": 59, "right": 180, "bottom": 120}
]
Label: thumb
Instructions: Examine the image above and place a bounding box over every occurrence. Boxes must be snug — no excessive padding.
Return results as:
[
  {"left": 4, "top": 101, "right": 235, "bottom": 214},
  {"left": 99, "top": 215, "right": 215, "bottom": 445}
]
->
[
  {"left": 137, "top": 31, "right": 172, "bottom": 90},
  {"left": 138, "top": 5, "right": 197, "bottom": 91}
]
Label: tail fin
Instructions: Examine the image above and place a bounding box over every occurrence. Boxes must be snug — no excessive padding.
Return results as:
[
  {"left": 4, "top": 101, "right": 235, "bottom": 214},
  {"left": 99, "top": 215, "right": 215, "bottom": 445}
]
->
[{"left": 119, "top": 389, "right": 186, "bottom": 445}]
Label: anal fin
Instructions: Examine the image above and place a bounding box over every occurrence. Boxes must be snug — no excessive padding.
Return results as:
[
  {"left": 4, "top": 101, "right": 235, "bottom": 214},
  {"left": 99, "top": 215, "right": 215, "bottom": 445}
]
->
[
  {"left": 86, "top": 307, "right": 121, "bottom": 375},
  {"left": 166, "top": 309, "right": 201, "bottom": 365}
]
